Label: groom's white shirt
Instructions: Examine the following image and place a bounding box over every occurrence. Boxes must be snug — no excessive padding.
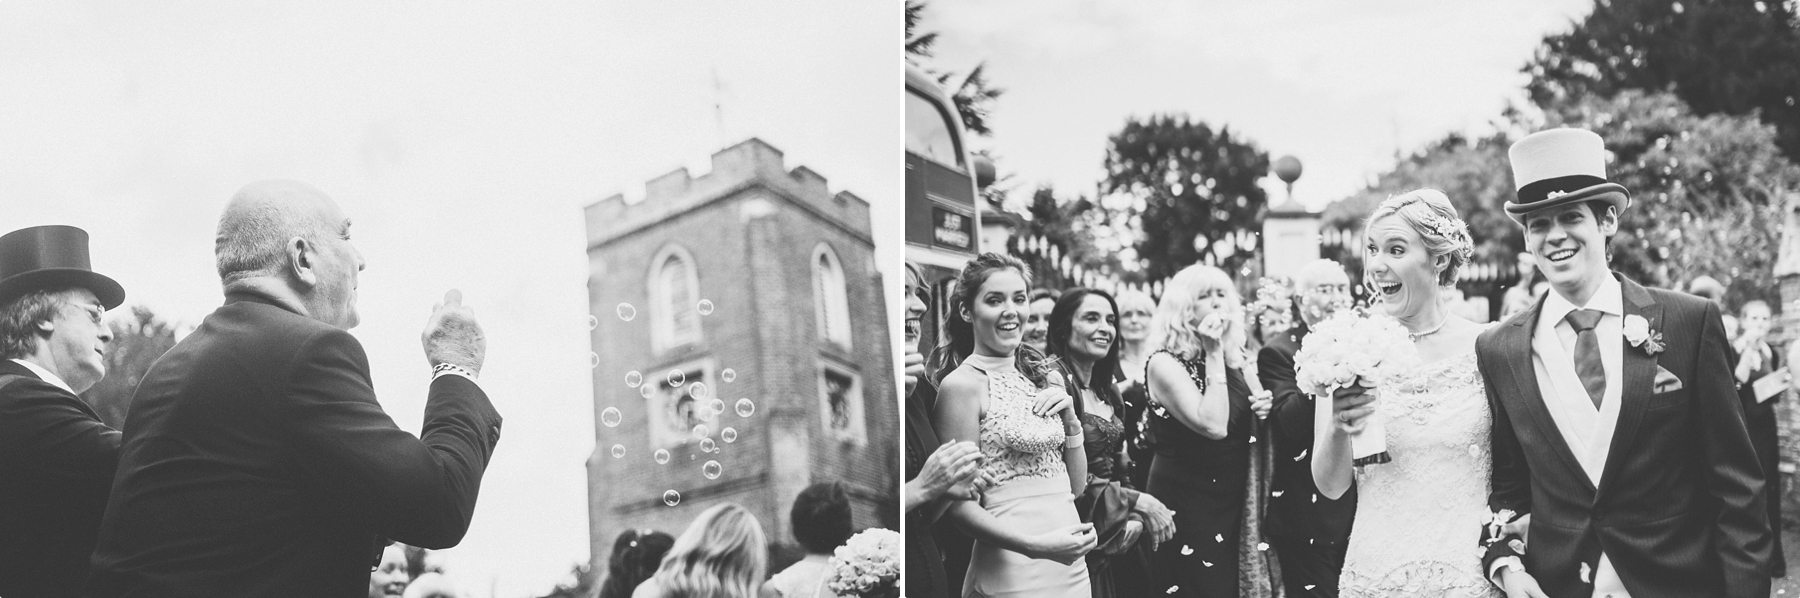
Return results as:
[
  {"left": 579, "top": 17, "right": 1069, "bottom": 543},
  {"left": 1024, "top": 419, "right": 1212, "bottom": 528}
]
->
[{"left": 1526, "top": 275, "right": 1630, "bottom": 596}]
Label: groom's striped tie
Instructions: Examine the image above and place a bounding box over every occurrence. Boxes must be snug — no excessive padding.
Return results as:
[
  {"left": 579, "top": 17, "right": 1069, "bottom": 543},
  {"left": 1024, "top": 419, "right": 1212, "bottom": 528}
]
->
[{"left": 1566, "top": 309, "right": 1606, "bottom": 409}]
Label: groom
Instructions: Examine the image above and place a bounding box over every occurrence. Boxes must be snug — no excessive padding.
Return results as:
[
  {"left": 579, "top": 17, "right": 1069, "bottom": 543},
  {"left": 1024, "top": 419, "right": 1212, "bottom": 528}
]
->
[{"left": 1477, "top": 128, "right": 1771, "bottom": 598}]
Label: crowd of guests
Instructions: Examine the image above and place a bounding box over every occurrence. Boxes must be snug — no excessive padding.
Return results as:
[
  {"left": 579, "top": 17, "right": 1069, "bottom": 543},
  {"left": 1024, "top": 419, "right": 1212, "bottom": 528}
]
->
[
  {"left": 903, "top": 248, "right": 1796, "bottom": 597},
  {"left": 595, "top": 482, "right": 882, "bottom": 598}
]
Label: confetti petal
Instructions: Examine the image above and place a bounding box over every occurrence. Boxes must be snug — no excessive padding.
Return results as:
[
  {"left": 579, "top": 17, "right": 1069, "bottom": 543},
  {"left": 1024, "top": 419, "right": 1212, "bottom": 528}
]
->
[
  {"left": 1202, "top": 560, "right": 1214, "bottom": 567},
  {"left": 1215, "top": 533, "right": 1225, "bottom": 543},
  {"left": 1180, "top": 545, "right": 1194, "bottom": 555},
  {"left": 1304, "top": 585, "right": 1317, "bottom": 591},
  {"left": 1294, "top": 449, "right": 1309, "bottom": 461},
  {"left": 1579, "top": 562, "right": 1592, "bottom": 583},
  {"left": 1257, "top": 542, "right": 1269, "bottom": 551},
  {"left": 1271, "top": 490, "right": 1285, "bottom": 498},
  {"left": 1166, "top": 586, "right": 1180, "bottom": 594}
]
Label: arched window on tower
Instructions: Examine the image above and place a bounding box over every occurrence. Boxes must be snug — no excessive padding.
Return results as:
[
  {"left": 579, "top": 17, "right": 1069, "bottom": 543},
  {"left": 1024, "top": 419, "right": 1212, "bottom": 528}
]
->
[
  {"left": 812, "top": 244, "right": 852, "bottom": 349},
  {"left": 649, "top": 245, "right": 701, "bottom": 352}
]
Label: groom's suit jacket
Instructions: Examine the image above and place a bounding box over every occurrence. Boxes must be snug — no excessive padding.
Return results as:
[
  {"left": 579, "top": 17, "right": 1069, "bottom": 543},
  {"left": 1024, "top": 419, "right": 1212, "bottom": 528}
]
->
[
  {"left": 0, "top": 360, "right": 120, "bottom": 598},
  {"left": 1477, "top": 274, "right": 1770, "bottom": 598},
  {"left": 87, "top": 293, "right": 502, "bottom": 597}
]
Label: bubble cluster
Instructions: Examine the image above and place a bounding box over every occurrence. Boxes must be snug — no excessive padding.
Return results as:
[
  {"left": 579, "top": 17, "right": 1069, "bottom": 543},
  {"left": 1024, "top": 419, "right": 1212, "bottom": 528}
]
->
[
  {"left": 666, "top": 370, "right": 686, "bottom": 387},
  {"left": 721, "top": 368, "right": 737, "bottom": 383},
  {"left": 624, "top": 370, "right": 643, "bottom": 388},
  {"left": 721, "top": 427, "right": 738, "bottom": 443},
  {"left": 702, "top": 460, "right": 722, "bottom": 480},
  {"left": 654, "top": 449, "right": 671, "bottom": 465},
  {"left": 616, "top": 303, "right": 637, "bottom": 321},
  {"left": 735, "top": 398, "right": 756, "bottom": 418},
  {"left": 696, "top": 299, "right": 715, "bottom": 316},
  {"left": 610, "top": 444, "right": 625, "bottom": 458},
  {"left": 662, "top": 490, "right": 681, "bottom": 506},
  {"left": 600, "top": 407, "right": 622, "bottom": 427}
]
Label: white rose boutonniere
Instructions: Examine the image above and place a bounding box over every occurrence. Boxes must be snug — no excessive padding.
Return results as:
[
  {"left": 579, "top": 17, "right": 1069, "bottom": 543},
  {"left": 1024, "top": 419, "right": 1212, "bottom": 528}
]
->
[{"left": 1622, "top": 314, "right": 1665, "bottom": 356}]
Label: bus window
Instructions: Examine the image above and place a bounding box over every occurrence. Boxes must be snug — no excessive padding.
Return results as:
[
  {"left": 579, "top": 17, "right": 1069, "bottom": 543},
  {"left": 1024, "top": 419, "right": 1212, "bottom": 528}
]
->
[{"left": 906, "top": 90, "right": 963, "bottom": 168}]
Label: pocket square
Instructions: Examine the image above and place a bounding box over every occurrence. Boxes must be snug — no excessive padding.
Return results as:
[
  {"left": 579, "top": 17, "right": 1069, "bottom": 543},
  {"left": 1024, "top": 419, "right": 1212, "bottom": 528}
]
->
[{"left": 1652, "top": 366, "right": 1683, "bottom": 393}]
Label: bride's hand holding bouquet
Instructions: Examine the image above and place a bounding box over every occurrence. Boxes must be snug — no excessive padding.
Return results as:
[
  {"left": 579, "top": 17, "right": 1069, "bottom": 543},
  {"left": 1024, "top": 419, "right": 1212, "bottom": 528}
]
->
[{"left": 1295, "top": 310, "right": 1419, "bottom": 465}]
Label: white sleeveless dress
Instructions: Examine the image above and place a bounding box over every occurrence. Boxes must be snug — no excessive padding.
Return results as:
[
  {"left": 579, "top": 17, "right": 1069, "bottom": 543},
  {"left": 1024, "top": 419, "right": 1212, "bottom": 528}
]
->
[{"left": 1338, "top": 350, "right": 1502, "bottom": 597}]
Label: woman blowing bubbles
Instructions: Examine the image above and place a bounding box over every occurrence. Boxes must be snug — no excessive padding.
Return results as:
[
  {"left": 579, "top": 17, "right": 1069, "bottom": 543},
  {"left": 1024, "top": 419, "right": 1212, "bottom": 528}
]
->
[{"left": 932, "top": 253, "right": 1097, "bottom": 597}]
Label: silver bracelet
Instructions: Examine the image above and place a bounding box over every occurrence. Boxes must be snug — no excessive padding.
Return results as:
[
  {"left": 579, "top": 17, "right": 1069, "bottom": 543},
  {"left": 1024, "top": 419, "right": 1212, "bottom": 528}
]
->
[
  {"left": 1064, "top": 433, "right": 1083, "bottom": 449},
  {"left": 433, "top": 362, "right": 479, "bottom": 380}
]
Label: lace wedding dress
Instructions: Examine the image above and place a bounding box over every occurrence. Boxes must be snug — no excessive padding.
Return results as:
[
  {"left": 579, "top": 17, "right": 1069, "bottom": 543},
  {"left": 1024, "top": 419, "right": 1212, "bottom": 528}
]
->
[{"left": 1338, "top": 350, "right": 1501, "bottom": 597}]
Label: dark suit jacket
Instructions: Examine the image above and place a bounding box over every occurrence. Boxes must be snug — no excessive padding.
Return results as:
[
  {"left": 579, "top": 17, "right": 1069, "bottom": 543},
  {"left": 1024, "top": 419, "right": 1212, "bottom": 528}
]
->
[
  {"left": 0, "top": 360, "right": 121, "bottom": 598},
  {"left": 1479, "top": 275, "right": 1771, "bottom": 598},
  {"left": 87, "top": 293, "right": 502, "bottom": 597},
  {"left": 1256, "top": 321, "right": 1356, "bottom": 544}
]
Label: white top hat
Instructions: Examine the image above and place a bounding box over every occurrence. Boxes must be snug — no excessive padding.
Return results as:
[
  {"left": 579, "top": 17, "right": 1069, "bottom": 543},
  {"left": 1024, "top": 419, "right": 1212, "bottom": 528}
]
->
[{"left": 1504, "top": 128, "right": 1630, "bottom": 224}]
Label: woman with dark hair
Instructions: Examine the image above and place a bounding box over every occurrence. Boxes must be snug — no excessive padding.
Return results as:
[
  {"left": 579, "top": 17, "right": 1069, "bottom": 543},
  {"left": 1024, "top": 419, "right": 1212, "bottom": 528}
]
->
[
  {"left": 768, "top": 482, "right": 855, "bottom": 598},
  {"left": 598, "top": 529, "right": 675, "bottom": 598},
  {"left": 1044, "top": 288, "right": 1177, "bottom": 598},
  {"left": 932, "top": 252, "right": 1096, "bottom": 597}
]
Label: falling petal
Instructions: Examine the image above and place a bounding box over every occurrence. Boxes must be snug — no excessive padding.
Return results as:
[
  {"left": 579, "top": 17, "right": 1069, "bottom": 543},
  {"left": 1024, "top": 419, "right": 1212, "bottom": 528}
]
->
[
  {"left": 1579, "top": 562, "right": 1592, "bottom": 583},
  {"left": 1294, "top": 449, "right": 1309, "bottom": 461},
  {"left": 1180, "top": 545, "right": 1193, "bottom": 555},
  {"left": 1215, "top": 533, "right": 1224, "bottom": 543},
  {"left": 1271, "top": 490, "right": 1285, "bottom": 498}
]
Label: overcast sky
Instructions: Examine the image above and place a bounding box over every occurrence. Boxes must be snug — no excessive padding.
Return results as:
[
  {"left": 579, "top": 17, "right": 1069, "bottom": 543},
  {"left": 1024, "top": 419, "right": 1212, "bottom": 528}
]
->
[
  {"left": 0, "top": 2, "right": 895, "bottom": 596},
  {"left": 919, "top": 0, "right": 1595, "bottom": 211}
]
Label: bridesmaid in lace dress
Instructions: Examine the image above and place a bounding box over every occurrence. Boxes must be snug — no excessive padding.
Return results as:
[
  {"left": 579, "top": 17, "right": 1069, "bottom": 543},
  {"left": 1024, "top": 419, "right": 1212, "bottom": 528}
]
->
[
  {"left": 1044, "top": 288, "right": 1177, "bottom": 598},
  {"left": 1143, "top": 265, "right": 1274, "bottom": 597},
  {"left": 1312, "top": 189, "right": 1499, "bottom": 597},
  {"left": 932, "top": 253, "right": 1097, "bottom": 597}
]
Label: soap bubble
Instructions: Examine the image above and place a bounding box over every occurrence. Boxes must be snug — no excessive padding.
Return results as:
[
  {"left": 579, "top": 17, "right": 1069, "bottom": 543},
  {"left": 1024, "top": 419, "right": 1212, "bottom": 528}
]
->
[
  {"left": 640, "top": 385, "right": 656, "bottom": 398},
  {"left": 721, "top": 427, "right": 738, "bottom": 443},
  {"left": 610, "top": 444, "right": 625, "bottom": 458},
  {"left": 600, "top": 407, "right": 622, "bottom": 427},
  {"left": 696, "top": 299, "right": 715, "bottom": 315},
  {"left": 587, "top": 314, "right": 600, "bottom": 330},
  {"left": 616, "top": 303, "right": 637, "bottom": 321},
  {"left": 692, "top": 424, "right": 710, "bottom": 439},
  {"left": 699, "top": 438, "right": 717, "bottom": 453},
  {"left": 702, "top": 460, "right": 722, "bottom": 480},
  {"left": 624, "top": 370, "right": 643, "bottom": 388},
  {"left": 588, "top": 352, "right": 601, "bottom": 368},
  {"left": 690, "top": 382, "right": 709, "bottom": 399},
  {"left": 735, "top": 398, "right": 756, "bottom": 417},
  {"left": 654, "top": 449, "right": 671, "bottom": 465},
  {"left": 721, "top": 368, "right": 737, "bottom": 383},
  {"left": 662, "top": 490, "right": 681, "bottom": 506},
  {"left": 666, "top": 370, "right": 686, "bottom": 387},
  {"left": 708, "top": 398, "right": 727, "bottom": 417}
]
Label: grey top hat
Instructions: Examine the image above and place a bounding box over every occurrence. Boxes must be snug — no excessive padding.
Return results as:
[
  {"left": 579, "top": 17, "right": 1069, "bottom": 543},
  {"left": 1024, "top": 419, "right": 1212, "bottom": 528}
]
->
[
  {"left": 0, "top": 225, "right": 126, "bottom": 309},
  {"left": 1504, "top": 128, "right": 1632, "bottom": 224}
]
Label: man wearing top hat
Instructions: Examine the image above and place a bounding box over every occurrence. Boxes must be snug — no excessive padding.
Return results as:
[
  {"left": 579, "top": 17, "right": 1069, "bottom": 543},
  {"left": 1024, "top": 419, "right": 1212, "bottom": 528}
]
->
[
  {"left": 0, "top": 225, "right": 126, "bottom": 598},
  {"left": 1477, "top": 128, "right": 1771, "bottom": 597}
]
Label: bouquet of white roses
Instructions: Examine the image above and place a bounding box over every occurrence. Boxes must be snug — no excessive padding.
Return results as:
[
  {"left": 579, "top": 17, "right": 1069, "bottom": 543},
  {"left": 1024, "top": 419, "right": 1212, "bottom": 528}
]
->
[
  {"left": 1293, "top": 309, "right": 1419, "bottom": 465},
  {"left": 825, "top": 528, "right": 900, "bottom": 598}
]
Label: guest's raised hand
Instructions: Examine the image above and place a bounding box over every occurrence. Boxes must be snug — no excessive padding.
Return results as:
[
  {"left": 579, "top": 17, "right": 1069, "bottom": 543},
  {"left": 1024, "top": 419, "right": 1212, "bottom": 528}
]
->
[
  {"left": 914, "top": 440, "right": 982, "bottom": 501},
  {"left": 422, "top": 289, "right": 485, "bottom": 375},
  {"left": 903, "top": 348, "right": 927, "bottom": 397},
  {"left": 1026, "top": 523, "right": 1097, "bottom": 565}
]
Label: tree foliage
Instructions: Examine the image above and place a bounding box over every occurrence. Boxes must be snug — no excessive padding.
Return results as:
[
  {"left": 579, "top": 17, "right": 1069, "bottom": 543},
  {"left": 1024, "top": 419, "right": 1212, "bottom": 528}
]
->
[
  {"left": 1101, "top": 115, "right": 1271, "bottom": 281},
  {"left": 1540, "top": 89, "right": 1800, "bottom": 306},
  {"left": 79, "top": 305, "right": 178, "bottom": 429},
  {"left": 903, "top": 0, "right": 1004, "bottom": 137},
  {"left": 1525, "top": 0, "right": 1800, "bottom": 161}
]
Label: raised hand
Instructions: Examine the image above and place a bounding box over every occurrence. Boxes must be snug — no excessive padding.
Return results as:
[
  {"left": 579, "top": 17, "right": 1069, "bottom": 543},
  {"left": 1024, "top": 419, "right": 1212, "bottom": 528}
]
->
[
  {"left": 1329, "top": 383, "right": 1377, "bottom": 434},
  {"left": 913, "top": 440, "right": 982, "bottom": 502},
  {"left": 422, "top": 289, "right": 485, "bottom": 375}
]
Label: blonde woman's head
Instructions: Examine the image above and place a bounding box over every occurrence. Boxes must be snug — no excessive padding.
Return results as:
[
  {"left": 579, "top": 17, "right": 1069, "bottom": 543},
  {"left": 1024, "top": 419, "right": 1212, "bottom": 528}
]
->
[
  {"left": 650, "top": 503, "right": 768, "bottom": 598},
  {"left": 1152, "top": 265, "right": 1239, "bottom": 360}
]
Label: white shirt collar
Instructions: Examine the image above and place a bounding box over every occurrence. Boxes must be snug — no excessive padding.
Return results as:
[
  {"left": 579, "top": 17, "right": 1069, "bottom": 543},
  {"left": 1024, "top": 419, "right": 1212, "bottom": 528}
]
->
[
  {"left": 1540, "top": 275, "right": 1624, "bottom": 328},
  {"left": 10, "top": 358, "right": 75, "bottom": 395}
]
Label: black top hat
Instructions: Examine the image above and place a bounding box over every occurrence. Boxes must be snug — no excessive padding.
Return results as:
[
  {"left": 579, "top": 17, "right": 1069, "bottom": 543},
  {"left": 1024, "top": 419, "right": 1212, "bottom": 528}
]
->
[
  {"left": 0, "top": 225, "right": 125, "bottom": 309},
  {"left": 1504, "top": 128, "right": 1632, "bottom": 224}
]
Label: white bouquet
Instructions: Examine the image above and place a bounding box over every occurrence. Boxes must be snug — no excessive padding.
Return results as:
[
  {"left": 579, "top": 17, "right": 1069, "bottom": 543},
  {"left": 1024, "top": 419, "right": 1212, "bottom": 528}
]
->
[
  {"left": 825, "top": 528, "right": 900, "bottom": 598},
  {"left": 1293, "top": 309, "right": 1420, "bottom": 465}
]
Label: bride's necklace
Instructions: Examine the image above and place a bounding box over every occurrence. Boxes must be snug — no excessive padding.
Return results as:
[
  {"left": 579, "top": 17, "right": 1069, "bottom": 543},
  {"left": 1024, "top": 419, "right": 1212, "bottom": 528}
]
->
[{"left": 1407, "top": 316, "right": 1447, "bottom": 342}]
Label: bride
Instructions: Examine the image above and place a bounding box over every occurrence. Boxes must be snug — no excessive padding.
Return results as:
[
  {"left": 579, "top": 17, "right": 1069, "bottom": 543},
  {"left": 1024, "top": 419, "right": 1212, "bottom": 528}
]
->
[{"left": 1311, "top": 189, "right": 1504, "bottom": 597}]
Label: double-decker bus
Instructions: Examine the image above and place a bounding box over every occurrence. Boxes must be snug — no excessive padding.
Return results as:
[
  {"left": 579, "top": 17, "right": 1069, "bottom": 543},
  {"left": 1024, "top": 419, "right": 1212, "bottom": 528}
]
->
[{"left": 905, "top": 63, "right": 987, "bottom": 356}]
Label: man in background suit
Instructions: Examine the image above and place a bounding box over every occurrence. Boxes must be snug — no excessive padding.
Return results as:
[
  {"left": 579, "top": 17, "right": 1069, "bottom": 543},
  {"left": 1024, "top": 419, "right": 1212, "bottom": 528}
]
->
[
  {"left": 0, "top": 225, "right": 126, "bottom": 598},
  {"left": 1259, "top": 259, "right": 1356, "bottom": 597},
  {"left": 1479, "top": 129, "right": 1770, "bottom": 597},
  {"left": 88, "top": 180, "right": 502, "bottom": 596}
]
